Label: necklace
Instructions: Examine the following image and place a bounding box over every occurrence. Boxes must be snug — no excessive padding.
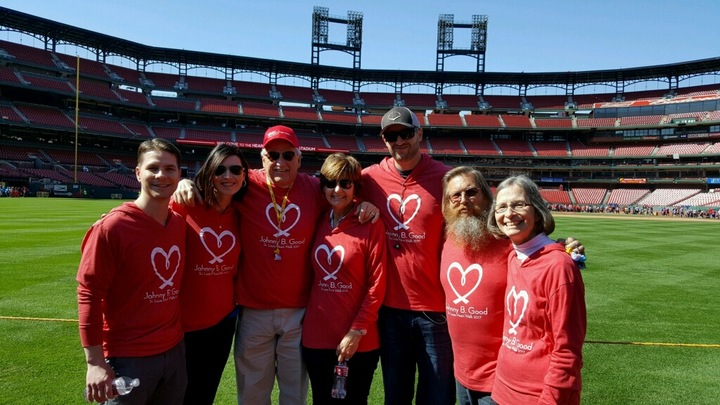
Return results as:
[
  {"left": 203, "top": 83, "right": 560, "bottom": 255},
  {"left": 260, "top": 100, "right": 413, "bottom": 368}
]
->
[
  {"left": 329, "top": 208, "right": 352, "bottom": 229},
  {"left": 266, "top": 177, "right": 294, "bottom": 261}
]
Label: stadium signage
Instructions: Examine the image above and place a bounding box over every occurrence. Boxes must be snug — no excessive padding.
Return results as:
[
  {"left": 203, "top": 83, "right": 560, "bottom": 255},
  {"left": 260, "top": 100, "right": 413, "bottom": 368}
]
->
[
  {"left": 619, "top": 178, "right": 647, "bottom": 184},
  {"left": 176, "top": 139, "right": 348, "bottom": 153}
]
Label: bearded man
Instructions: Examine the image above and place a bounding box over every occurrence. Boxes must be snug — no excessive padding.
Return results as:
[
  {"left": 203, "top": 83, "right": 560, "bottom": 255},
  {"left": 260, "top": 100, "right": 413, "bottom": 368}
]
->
[{"left": 440, "top": 166, "right": 512, "bottom": 405}]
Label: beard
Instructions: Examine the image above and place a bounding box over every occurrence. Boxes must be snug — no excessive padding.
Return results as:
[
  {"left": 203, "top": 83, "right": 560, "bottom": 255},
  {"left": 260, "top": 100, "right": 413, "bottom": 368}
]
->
[{"left": 444, "top": 205, "right": 492, "bottom": 255}]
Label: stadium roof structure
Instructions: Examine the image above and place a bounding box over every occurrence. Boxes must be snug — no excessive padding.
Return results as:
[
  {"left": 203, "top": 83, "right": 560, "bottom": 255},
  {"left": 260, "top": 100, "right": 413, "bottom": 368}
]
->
[{"left": 2, "top": 6, "right": 720, "bottom": 92}]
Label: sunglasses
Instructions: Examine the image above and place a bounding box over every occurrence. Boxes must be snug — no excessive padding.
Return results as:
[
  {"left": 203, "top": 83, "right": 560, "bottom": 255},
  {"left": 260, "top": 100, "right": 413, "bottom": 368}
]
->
[
  {"left": 214, "top": 165, "right": 244, "bottom": 176},
  {"left": 321, "top": 178, "right": 354, "bottom": 190},
  {"left": 266, "top": 151, "right": 296, "bottom": 161},
  {"left": 449, "top": 187, "right": 480, "bottom": 203},
  {"left": 383, "top": 128, "right": 417, "bottom": 143}
]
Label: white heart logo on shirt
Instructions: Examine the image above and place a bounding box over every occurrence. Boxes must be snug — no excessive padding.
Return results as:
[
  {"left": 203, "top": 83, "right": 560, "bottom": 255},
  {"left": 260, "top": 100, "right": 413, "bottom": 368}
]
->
[
  {"left": 199, "top": 227, "right": 236, "bottom": 264},
  {"left": 150, "top": 245, "right": 181, "bottom": 289},
  {"left": 265, "top": 202, "right": 301, "bottom": 237},
  {"left": 314, "top": 244, "right": 345, "bottom": 281},
  {"left": 447, "top": 262, "right": 483, "bottom": 305},
  {"left": 506, "top": 286, "right": 529, "bottom": 335},
  {"left": 386, "top": 194, "right": 421, "bottom": 231}
]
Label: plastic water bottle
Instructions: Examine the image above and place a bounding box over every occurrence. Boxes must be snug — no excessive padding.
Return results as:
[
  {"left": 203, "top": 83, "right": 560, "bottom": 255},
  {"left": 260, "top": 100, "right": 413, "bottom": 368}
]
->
[
  {"left": 83, "top": 376, "right": 140, "bottom": 401},
  {"left": 112, "top": 376, "right": 140, "bottom": 395},
  {"left": 331, "top": 362, "right": 349, "bottom": 399}
]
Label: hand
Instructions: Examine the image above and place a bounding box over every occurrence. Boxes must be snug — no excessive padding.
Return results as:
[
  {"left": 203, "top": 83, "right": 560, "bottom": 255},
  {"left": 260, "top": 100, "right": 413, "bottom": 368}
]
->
[
  {"left": 563, "top": 237, "right": 585, "bottom": 254},
  {"left": 355, "top": 201, "right": 380, "bottom": 224},
  {"left": 336, "top": 330, "right": 363, "bottom": 362},
  {"left": 173, "top": 179, "right": 202, "bottom": 207},
  {"left": 84, "top": 361, "right": 116, "bottom": 403}
]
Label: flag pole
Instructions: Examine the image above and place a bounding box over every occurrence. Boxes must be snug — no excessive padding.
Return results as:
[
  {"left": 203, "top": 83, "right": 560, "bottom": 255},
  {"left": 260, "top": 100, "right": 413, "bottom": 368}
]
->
[{"left": 74, "top": 55, "right": 80, "bottom": 183}]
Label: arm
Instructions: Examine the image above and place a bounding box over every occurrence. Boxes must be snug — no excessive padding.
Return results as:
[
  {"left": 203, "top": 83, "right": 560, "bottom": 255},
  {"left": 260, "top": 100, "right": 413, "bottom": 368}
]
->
[
  {"left": 539, "top": 263, "right": 586, "bottom": 404},
  {"left": 336, "top": 222, "right": 388, "bottom": 361}
]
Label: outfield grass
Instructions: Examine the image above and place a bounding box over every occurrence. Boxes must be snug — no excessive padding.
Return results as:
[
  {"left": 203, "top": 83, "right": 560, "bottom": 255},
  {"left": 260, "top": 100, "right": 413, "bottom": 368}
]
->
[{"left": 1, "top": 199, "right": 719, "bottom": 404}]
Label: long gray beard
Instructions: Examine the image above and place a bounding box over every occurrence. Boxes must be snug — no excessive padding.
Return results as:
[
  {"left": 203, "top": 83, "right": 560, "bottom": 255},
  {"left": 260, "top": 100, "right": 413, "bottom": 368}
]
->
[{"left": 446, "top": 210, "right": 492, "bottom": 254}]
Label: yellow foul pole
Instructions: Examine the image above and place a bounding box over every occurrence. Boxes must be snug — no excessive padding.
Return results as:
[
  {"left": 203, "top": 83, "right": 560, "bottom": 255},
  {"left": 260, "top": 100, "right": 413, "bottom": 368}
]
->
[{"left": 74, "top": 56, "right": 79, "bottom": 183}]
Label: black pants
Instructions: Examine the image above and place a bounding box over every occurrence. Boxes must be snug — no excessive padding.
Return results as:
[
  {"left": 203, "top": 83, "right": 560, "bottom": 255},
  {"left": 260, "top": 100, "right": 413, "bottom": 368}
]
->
[
  {"left": 183, "top": 308, "right": 238, "bottom": 405},
  {"left": 302, "top": 346, "right": 380, "bottom": 405}
]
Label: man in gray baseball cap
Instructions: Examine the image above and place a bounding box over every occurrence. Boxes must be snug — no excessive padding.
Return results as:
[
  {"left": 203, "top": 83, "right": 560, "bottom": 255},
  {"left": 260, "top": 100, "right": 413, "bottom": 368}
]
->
[{"left": 360, "top": 106, "right": 456, "bottom": 404}]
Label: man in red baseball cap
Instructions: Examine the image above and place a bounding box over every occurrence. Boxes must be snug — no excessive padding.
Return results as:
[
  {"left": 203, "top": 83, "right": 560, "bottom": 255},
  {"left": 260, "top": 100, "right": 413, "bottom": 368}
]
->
[{"left": 174, "top": 124, "right": 379, "bottom": 404}]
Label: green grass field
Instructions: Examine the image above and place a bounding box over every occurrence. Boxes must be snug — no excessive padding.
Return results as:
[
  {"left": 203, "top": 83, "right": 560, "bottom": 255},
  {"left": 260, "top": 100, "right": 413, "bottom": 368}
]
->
[{"left": 1, "top": 198, "right": 719, "bottom": 404}]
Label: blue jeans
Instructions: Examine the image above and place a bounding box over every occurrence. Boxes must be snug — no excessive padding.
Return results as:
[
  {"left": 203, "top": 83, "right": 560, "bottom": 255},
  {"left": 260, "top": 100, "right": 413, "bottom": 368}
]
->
[
  {"left": 378, "top": 306, "right": 455, "bottom": 405},
  {"left": 456, "top": 381, "right": 494, "bottom": 405}
]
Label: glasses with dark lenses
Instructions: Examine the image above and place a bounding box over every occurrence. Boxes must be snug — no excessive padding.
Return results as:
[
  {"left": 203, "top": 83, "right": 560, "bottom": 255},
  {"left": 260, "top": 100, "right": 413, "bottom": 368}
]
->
[
  {"left": 449, "top": 187, "right": 480, "bottom": 203},
  {"left": 214, "top": 165, "right": 245, "bottom": 176},
  {"left": 266, "top": 151, "right": 296, "bottom": 161},
  {"left": 321, "top": 178, "right": 354, "bottom": 190},
  {"left": 383, "top": 128, "right": 417, "bottom": 143}
]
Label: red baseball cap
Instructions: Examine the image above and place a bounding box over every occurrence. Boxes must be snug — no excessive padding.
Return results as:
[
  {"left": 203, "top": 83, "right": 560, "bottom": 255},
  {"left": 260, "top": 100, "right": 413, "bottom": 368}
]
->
[{"left": 262, "top": 125, "right": 300, "bottom": 149}]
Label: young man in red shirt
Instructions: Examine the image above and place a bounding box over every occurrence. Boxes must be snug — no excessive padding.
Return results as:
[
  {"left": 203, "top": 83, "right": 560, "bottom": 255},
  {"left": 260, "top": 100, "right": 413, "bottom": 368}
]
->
[{"left": 78, "top": 138, "right": 187, "bottom": 404}]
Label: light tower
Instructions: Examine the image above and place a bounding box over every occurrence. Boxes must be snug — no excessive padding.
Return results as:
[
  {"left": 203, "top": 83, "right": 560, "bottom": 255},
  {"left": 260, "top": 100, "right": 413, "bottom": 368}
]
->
[
  {"left": 311, "top": 6, "right": 363, "bottom": 104},
  {"left": 436, "top": 14, "right": 488, "bottom": 102}
]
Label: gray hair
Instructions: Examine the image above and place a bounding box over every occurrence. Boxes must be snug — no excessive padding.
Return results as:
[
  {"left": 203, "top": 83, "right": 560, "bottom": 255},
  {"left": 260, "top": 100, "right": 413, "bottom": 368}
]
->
[{"left": 487, "top": 174, "right": 555, "bottom": 238}]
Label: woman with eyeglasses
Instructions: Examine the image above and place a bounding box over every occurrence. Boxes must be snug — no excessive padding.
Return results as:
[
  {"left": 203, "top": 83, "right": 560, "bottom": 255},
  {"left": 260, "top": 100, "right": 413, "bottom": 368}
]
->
[
  {"left": 302, "top": 153, "right": 388, "bottom": 405},
  {"left": 486, "top": 175, "right": 586, "bottom": 405},
  {"left": 170, "top": 143, "right": 249, "bottom": 405}
]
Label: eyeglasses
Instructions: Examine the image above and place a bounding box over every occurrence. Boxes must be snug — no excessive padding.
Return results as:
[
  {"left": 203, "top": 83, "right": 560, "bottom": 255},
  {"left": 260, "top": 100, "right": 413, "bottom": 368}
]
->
[
  {"left": 449, "top": 187, "right": 480, "bottom": 203},
  {"left": 494, "top": 202, "right": 531, "bottom": 214},
  {"left": 383, "top": 128, "right": 417, "bottom": 143},
  {"left": 214, "top": 165, "right": 244, "bottom": 176},
  {"left": 321, "top": 178, "right": 354, "bottom": 190},
  {"left": 265, "top": 150, "right": 297, "bottom": 162}
]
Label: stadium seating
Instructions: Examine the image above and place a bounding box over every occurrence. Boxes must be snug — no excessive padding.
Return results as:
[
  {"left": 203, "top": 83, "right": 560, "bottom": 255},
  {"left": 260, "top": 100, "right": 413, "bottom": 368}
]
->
[
  {"left": 636, "top": 189, "right": 700, "bottom": 206},
  {"left": 572, "top": 188, "right": 607, "bottom": 205},
  {"left": 606, "top": 189, "right": 650, "bottom": 205},
  {"left": 532, "top": 141, "right": 569, "bottom": 157}
]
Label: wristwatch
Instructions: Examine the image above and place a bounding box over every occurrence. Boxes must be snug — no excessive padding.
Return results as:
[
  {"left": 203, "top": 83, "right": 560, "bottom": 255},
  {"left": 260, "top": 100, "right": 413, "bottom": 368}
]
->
[{"left": 351, "top": 329, "right": 367, "bottom": 336}]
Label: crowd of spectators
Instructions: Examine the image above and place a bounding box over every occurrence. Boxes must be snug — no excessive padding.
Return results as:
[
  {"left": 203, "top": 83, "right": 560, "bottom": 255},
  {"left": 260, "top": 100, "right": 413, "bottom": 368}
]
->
[
  {"left": 549, "top": 203, "right": 719, "bottom": 219},
  {"left": 1, "top": 186, "right": 27, "bottom": 197}
]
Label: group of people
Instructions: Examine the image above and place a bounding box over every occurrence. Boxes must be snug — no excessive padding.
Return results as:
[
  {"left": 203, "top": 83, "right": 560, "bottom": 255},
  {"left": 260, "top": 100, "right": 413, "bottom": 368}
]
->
[{"left": 76, "top": 106, "right": 587, "bottom": 405}]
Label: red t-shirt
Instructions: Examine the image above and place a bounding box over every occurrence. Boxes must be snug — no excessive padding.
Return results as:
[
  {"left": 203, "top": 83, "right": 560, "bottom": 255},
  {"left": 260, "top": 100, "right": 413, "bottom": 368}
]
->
[
  {"left": 362, "top": 154, "right": 449, "bottom": 312},
  {"left": 441, "top": 236, "right": 513, "bottom": 392},
  {"left": 492, "top": 243, "right": 586, "bottom": 405},
  {"left": 233, "top": 169, "right": 327, "bottom": 309},
  {"left": 171, "top": 200, "right": 240, "bottom": 332},
  {"left": 302, "top": 211, "right": 387, "bottom": 352},
  {"left": 77, "top": 202, "right": 186, "bottom": 358}
]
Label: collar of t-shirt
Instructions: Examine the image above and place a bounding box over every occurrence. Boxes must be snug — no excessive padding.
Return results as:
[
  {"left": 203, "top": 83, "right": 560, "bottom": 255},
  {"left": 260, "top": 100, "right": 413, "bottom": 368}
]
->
[{"left": 513, "top": 233, "right": 555, "bottom": 262}]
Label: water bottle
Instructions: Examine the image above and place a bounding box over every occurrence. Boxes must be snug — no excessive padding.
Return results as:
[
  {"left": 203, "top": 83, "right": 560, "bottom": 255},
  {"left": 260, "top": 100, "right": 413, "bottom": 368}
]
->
[
  {"left": 83, "top": 376, "right": 140, "bottom": 401},
  {"left": 331, "top": 362, "right": 349, "bottom": 399},
  {"left": 112, "top": 376, "right": 140, "bottom": 395}
]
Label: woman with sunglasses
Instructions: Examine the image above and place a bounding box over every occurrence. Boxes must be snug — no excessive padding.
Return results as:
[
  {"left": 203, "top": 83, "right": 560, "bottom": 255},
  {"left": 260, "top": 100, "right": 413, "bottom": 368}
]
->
[
  {"left": 170, "top": 143, "right": 249, "bottom": 405},
  {"left": 302, "top": 153, "right": 388, "bottom": 404},
  {"left": 486, "top": 175, "right": 586, "bottom": 405}
]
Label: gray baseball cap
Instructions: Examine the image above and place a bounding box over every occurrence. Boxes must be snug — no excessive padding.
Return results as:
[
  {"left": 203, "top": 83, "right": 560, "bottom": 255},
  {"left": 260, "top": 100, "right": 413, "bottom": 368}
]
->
[{"left": 380, "top": 106, "right": 420, "bottom": 135}]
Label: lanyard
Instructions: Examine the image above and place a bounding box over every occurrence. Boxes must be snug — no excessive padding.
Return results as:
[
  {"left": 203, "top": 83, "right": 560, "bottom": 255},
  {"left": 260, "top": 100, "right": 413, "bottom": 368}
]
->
[{"left": 266, "top": 177, "right": 294, "bottom": 260}]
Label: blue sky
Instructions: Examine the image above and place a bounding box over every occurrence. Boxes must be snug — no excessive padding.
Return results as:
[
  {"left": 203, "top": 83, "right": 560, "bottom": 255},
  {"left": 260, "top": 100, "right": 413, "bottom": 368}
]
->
[{"left": 2, "top": 0, "right": 719, "bottom": 73}]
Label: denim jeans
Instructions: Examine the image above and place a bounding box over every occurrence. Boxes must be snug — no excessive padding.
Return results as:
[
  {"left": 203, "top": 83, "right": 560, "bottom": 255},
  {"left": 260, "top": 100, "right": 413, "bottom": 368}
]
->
[
  {"left": 456, "top": 381, "right": 494, "bottom": 405},
  {"left": 378, "top": 306, "right": 455, "bottom": 405}
]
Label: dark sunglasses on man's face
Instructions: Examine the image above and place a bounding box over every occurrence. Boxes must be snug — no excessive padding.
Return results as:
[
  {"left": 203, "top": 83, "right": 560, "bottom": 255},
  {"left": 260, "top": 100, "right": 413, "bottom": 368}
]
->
[
  {"left": 383, "top": 128, "right": 417, "bottom": 143},
  {"left": 214, "top": 165, "right": 244, "bottom": 176},
  {"left": 321, "top": 178, "right": 354, "bottom": 190},
  {"left": 266, "top": 151, "right": 296, "bottom": 161}
]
